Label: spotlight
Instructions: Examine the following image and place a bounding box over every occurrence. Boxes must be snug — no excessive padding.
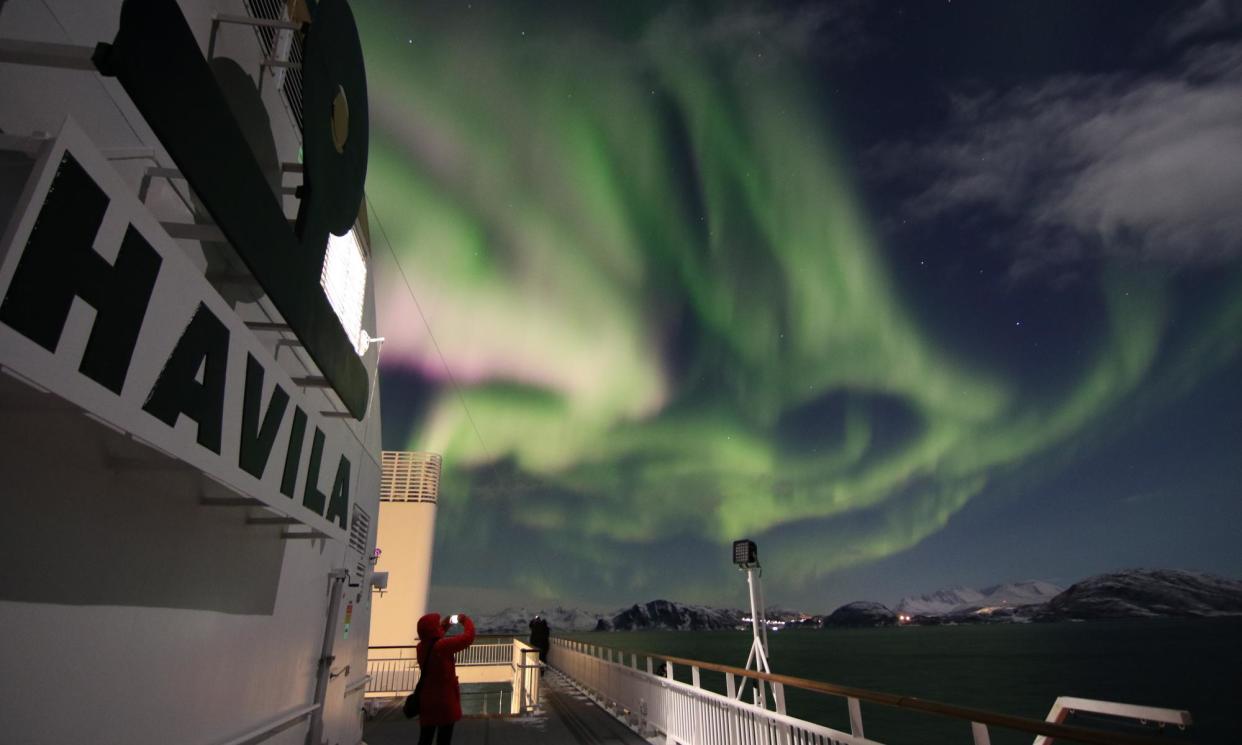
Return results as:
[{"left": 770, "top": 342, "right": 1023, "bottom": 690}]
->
[{"left": 733, "top": 539, "right": 758, "bottom": 568}]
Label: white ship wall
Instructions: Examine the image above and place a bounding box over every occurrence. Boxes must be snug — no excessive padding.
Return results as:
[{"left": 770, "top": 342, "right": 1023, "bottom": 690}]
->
[{"left": 0, "top": 1, "right": 383, "bottom": 744}]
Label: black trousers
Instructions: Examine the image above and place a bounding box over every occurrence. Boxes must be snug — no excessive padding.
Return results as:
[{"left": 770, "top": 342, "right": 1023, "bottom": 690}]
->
[{"left": 418, "top": 723, "right": 454, "bottom": 745}]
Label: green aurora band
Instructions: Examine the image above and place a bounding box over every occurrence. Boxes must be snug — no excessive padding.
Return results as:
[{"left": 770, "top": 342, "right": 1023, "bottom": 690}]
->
[{"left": 358, "top": 3, "right": 1242, "bottom": 604}]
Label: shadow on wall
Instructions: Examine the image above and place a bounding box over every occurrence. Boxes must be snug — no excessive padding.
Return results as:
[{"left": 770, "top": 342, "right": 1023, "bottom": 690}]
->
[
  {"left": 0, "top": 374, "right": 286, "bottom": 614},
  {"left": 198, "top": 57, "right": 281, "bottom": 309},
  {"left": 0, "top": 148, "right": 35, "bottom": 254}
]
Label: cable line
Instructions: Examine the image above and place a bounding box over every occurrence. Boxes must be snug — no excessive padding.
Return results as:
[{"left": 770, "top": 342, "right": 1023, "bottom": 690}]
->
[{"left": 365, "top": 194, "right": 492, "bottom": 462}]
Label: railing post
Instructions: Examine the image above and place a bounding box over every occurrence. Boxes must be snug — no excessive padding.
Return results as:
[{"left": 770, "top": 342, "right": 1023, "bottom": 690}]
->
[
  {"left": 646, "top": 657, "right": 654, "bottom": 675},
  {"left": 848, "top": 696, "right": 864, "bottom": 739},
  {"left": 971, "top": 721, "right": 992, "bottom": 745},
  {"left": 517, "top": 652, "right": 526, "bottom": 716},
  {"left": 726, "top": 673, "right": 736, "bottom": 699},
  {"left": 691, "top": 665, "right": 701, "bottom": 688}
]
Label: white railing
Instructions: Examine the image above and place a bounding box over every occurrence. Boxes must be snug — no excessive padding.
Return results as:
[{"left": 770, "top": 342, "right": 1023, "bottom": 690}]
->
[
  {"left": 550, "top": 640, "right": 878, "bottom": 745},
  {"left": 1033, "top": 698, "right": 1192, "bottom": 745},
  {"left": 549, "top": 639, "right": 1192, "bottom": 745},
  {"left": 365, "top": 642, "right": 515, "bottom": 694},
  {"left": 458, "top": 641, "right": 516, "bottom": 666},
  {"left": 512, "top": 640, "right": 543, "bottom": 715},
  {"left": 365, "top": 655, "right": 418, "bottom": 695}
]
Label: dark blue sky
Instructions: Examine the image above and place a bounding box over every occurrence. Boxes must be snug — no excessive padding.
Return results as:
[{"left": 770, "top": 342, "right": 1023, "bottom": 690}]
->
[{"left": 367, "top": 0, "right": 1242, "bottom": 611}]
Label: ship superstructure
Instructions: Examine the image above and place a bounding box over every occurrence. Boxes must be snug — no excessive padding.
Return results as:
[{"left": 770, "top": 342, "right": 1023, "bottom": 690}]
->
[{"left": 0, "top": 1, "right": 385, "bottom": 743}]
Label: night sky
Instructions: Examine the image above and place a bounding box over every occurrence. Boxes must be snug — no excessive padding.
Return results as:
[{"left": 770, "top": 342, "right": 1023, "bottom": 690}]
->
[{"left": 361, "top": 0, "right": 1242, "bottom": 612}]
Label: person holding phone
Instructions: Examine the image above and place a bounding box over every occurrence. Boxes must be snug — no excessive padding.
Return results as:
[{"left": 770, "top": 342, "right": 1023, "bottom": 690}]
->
[{"left": 414, "top": 612, "right": 476, "bottom": 745}]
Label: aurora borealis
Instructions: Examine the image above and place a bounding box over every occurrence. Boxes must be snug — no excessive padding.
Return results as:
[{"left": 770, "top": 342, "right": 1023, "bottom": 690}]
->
[{"left": 361, "top": 1, "right": 1242, "bottom": 610}]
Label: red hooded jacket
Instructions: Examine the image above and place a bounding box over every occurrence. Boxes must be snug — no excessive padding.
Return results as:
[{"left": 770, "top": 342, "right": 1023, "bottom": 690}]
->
[{"left": 415, "top": 613, "right": 476, "bottom": 725}]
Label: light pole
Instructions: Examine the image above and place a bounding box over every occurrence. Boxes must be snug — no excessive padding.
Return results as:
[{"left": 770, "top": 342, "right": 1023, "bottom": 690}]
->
[{"left": 733, "top": 539, "right": 774, "bottom": 709}]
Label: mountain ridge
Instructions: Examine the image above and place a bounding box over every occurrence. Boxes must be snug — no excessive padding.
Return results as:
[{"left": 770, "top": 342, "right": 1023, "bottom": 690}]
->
[
  {"left": 466, "top": 569, "right": 1242, "bottom": 632},
  {"left": 895, "top": 579, "right": 1063, "bottom": 617}
]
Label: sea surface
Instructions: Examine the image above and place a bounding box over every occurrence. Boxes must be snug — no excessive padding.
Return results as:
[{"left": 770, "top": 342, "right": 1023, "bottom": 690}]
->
[{"left": 561, "top": 618, "right": 1242, "bottom": 745}]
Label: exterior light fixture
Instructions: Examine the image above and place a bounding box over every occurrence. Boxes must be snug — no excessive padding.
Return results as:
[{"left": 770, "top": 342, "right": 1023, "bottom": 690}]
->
[{"left": 733, "top": 539, "right": 758, "bottom": 568}]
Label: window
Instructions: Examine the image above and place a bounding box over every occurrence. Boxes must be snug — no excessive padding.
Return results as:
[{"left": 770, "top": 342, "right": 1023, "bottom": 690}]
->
[{"left": 320, "top": 229, "right": 368, "bottom": 356}]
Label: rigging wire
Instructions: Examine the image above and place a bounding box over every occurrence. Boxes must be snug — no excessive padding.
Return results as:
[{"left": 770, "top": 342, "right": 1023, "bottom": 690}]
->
[
  {"left": 362, "top": 197, "right": 568, "bottom": 610},
  {"left": 365, "top": 194, "right": 493, "bottom": 462}
]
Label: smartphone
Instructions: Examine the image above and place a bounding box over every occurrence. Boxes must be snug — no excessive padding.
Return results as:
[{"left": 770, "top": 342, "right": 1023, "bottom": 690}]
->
[{"left": 449, "top": 614, "right": 460, "bottom": 625}]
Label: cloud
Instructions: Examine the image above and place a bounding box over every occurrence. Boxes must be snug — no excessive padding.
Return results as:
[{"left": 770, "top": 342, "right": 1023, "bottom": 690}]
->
[
  {"left": 878, "top": 42, "right": 1242, "bottom": 273},
  {"left": 1165, "top": 0, "right": 1242, "bottom": 47}
]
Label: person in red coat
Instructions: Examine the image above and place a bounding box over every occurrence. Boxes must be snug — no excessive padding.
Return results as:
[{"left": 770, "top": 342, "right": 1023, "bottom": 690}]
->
[{"left": 415, "top": 612, "right": 475, "bottom": 745}]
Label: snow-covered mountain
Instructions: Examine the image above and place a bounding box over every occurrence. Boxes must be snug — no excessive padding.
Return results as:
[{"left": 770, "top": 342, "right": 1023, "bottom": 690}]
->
[
  {"left": 1036, "top": 569, "right": 1242, "bottom": 620},
  {"left": 896, "top": 580, "right": 1063, "bottom": 617},
  {"left": 470, "top": 570, "right": 1242, "bottom": 633},
  {"left": 473, "top": 606, "right": 609, "bottom": 634},
  {"left": 607, "top": 600, "right": 743, "bottom": 631},
  {"left": 472, "top": 600, "right": 745, "bottom": 633}
]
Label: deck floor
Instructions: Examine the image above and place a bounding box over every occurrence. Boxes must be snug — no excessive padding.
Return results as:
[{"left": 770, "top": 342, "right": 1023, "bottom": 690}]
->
[{"left": 363, "top": 670, "right": 653, "bottom": 745}]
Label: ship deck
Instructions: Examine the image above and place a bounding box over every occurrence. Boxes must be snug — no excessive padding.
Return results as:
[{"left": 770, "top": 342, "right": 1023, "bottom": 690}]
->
[{"left": 362, "top": 670, "right": 652, "bottom": 745}]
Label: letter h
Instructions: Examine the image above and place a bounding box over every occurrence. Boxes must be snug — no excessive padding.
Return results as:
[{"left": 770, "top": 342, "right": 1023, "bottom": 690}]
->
[{"left": 0, "top": 152, "right": 162, "bottom": 394}]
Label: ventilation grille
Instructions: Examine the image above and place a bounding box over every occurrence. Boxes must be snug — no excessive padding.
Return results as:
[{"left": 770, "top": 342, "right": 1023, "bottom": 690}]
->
[
  {"left": 244, "top": 0, "right": 306, "bottom": 136},
  {"left": 380, "top": 451, "right": 442, "bottom": 503},
  {"left": 349, "top": 504, "right": 371, "bottom": 582}
]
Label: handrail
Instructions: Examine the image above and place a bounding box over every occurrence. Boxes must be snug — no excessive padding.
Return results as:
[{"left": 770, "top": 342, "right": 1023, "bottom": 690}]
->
[
  {"left": 343, "top": 675, "right": 372, "bottom": 696},
  {"left": 552, "top": 638, "right": 1194, "bottom": 745},
  {"left": 211, "top": 703, "right": 319, "bottom": 745},
  {"left": 369, "top": 635, "right": 515, "bottom": 649},
  {"left": 552, "top": 642, "right": 874, "bottom": 744}
]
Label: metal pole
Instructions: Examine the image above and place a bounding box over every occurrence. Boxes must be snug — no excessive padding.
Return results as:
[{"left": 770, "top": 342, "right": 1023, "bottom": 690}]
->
[
  {"left": 746, "top": 568, "right": 763, "bottom": 655},
  {"left": 744, "top": 567, "right": 770, "bottom": 708},
  {"left": 517, "top": 648, "right": 528, "bottom": 715},
  {"left": 757, "top": 570, "right": 770, "bottom": 662},
  {"left": 306, "top": 570, "right": 348, "bottom": 745}
]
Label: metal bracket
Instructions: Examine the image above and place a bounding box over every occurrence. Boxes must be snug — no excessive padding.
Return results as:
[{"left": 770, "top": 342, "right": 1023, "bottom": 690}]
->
[
  {"left": 0, "top": 38, "right": 97, "bottom": 71},
  {"left": 245, "top": 321, "right": 293, "bottom": 332},
  {"left": 292, "top": 376, "right": 331, "bottom": 388},
  {"left": 0, "top": 132, "right": 51, "bottom": 156},
  {"left": 200, "top": 496, "right": 263, "bottom": 507},
  {"left": 246, "top": 515, "right": 300, "bottom": 526},
  {"left": 281, "top": 529, "right": 327, "bottom": 540},
  {"left": 207, "top": 13, "right": 301, "bottom": 61},
  {"left": 161, "top": 221, "right": 225, "bottom": 242}
]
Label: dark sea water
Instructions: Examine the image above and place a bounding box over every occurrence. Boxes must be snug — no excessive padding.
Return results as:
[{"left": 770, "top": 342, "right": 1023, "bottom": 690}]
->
[{"left": 562, "top": 618, "right": 1242, "bottom": 745}]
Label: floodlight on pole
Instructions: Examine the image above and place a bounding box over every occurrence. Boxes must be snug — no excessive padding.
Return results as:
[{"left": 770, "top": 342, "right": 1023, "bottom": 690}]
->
[
  {"left": 732, "top": 539, "right": 782, "bottom": 713},
  {"left": 733, "top": 539, "right": 758, "bottom": 568}
]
